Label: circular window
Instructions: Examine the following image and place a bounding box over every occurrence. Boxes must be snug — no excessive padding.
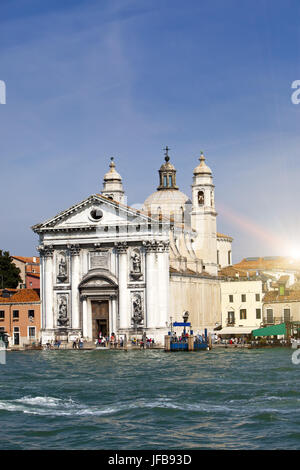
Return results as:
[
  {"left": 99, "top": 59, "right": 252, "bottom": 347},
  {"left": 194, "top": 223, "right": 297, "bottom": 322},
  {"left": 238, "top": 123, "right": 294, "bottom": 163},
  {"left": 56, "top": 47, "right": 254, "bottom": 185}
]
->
[{"left": 90, "top": 208, "right": 103, "bottom": 221}]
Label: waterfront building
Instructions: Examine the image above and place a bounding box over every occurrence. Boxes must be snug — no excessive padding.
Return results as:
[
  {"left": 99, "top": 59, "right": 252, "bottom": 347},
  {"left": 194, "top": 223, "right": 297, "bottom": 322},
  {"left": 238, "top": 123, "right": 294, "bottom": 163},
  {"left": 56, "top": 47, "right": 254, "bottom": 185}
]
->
[
  {"left": 0, "top": 289, "right": 41, "bottom": 347},
  {"left": 219, "top": 277, "right": 263, "bottom": 336},
  {"left": 32, "top": 149, "right": 233, "bottom": 346},
  {"left": 11, "top": 256, "right": 40, "bottom": 289},
  {"left": 263, "top": 278, "right": 300, "bottom": 325}
]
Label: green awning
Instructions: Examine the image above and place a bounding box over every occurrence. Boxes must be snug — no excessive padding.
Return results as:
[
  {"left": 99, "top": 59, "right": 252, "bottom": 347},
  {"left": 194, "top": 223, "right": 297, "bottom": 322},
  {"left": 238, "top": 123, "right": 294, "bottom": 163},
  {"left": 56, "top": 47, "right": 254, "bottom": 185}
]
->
[{"left": 252, "top": 323, "right": 287, "bottom": 337}]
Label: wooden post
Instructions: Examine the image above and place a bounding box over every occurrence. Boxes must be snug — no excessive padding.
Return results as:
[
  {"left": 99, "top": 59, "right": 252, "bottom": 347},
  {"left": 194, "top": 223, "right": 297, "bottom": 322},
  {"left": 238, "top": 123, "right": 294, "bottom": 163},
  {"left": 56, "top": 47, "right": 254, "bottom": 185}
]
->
[
  {"left": 165, "top": 335, "right": 171, "bottom": 351},
  {"left": 188, "top": 335, "right": 194, "bottom": 351}
]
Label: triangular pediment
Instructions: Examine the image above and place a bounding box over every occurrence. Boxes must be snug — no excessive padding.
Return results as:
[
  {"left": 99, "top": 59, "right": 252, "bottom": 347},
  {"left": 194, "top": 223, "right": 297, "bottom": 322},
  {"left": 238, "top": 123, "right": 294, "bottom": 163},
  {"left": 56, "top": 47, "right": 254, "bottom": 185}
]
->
[{"left": 32, "top": 194, "right": 158, "bottom": 232}]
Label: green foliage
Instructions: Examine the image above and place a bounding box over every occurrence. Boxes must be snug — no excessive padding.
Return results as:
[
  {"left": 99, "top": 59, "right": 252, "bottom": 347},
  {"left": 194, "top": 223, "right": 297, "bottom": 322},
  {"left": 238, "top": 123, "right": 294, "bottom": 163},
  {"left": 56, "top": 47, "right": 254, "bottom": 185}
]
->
[{"left": 0, "top": 250, "right": 22, "bottom": 289}]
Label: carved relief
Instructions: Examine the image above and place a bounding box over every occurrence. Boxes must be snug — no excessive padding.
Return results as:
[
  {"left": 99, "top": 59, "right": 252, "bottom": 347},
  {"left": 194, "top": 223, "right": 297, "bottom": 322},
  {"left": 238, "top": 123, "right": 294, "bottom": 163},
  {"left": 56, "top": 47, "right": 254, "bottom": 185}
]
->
[
  {"left": 38, "top": 245, "right": 54, "bottom": 258},
  {"left": 57, "top": 294, "right": 69, "bottom": 327},
  {"left": 114, "top": 241, "right": 128, "bottom": 253},
  {"left": 132, "top": 292, "right": 144, "bottom": 326},
  {"left": 143, "top": 240, "right": 170, "bottom": 253}
]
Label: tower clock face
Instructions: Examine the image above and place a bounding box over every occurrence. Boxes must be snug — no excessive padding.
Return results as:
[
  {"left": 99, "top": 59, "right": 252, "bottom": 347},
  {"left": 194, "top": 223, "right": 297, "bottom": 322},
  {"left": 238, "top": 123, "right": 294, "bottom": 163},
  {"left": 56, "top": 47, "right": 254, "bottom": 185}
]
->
[{"left": 90, "top": 208, "right": 103, "bottom": 221}]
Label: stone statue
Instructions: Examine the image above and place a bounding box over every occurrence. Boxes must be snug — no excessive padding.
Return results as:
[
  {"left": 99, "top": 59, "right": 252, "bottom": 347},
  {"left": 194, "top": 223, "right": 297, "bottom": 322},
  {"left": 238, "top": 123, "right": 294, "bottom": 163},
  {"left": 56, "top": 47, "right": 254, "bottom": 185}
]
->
[
  {"left": 130, "top": 250, "right": 142, "bottom": 280},
  {"left": 131, "top": 252, "right": 141, "bottom": 273},
  {"left": 57, "top": 295, "right": 69, "bottom": 327},
  {"left": 57, "top": 255, "right": 67, "bottom": 283},
  {"left": 132, "top": 294, "right": 143, "bottom": 325}
]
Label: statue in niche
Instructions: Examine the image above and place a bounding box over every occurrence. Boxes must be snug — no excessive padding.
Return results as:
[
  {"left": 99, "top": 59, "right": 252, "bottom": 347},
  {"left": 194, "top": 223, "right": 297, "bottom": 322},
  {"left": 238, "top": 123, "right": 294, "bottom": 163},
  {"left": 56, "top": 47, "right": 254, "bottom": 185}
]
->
[
  {"left": 57, "top": 254, "right": 68, "bottom": 283},
  {"left": 57, "top": 295, "right": 69, "bottom": 327},
  {"left": 132, "top": 294, "right": 143, "bottom": 326},
  {"left": 130, "top": 250, "right": 143, "bottom": 280},
  {"left": 198, "top": 191, "right": 204, "bottom": 205}
]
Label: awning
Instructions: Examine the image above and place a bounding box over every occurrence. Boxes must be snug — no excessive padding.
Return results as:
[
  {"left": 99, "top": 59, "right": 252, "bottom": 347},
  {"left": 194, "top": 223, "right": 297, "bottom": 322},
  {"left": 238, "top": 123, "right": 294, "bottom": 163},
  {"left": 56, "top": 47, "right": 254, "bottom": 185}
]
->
[
  {"left": 252, "top": 323, "right": 286, "bottom": 337},
  {"left": 218, "top": 327, "right": 254, "bottom": 335}
]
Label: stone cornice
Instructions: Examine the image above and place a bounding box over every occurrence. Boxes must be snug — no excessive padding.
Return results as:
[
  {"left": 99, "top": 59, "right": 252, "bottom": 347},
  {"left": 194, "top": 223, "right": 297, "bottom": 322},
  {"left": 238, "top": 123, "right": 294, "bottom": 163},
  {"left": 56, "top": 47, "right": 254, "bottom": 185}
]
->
[{"left": 34, "top": 226, "right": 97, "bottom": 234}]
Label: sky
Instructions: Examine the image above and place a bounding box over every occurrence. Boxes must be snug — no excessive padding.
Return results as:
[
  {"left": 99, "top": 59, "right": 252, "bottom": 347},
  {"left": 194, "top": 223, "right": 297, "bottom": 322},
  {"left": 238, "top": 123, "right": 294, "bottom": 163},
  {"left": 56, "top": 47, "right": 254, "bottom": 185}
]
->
[{"left": 1, "top": 0, "right": 300, "bottom": 262}]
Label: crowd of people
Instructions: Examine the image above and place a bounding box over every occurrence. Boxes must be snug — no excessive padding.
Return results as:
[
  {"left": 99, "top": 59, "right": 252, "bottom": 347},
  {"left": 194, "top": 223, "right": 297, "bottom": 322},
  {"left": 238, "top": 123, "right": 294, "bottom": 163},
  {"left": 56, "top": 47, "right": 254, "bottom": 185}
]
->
[
  {"left": 170, "top": 331, "right": 208, "bottom": 344},
  {"left": 96, "top": 332, "right": 125, "bottom": 349},
  {"left": 131, "top": 336, "right": 155, "bottom": 348}
]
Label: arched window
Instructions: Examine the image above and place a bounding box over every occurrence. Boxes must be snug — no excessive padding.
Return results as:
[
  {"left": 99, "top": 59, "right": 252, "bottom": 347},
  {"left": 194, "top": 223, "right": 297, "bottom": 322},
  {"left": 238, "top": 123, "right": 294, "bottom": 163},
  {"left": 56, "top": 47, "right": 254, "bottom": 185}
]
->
[
  {"left": 164, "top": 175, "right": 167, "bottom": 187},
  {"left": 169, "top": 175, "right": 172, "bottom": 187},
  {"left": 198, "top": 191, "right": 204, "bottom": 205}
]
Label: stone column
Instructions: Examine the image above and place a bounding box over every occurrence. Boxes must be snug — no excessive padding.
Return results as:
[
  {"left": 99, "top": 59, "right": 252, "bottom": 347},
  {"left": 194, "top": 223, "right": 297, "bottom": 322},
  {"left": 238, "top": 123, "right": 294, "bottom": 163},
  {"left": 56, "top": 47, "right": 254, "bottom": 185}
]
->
[
  {"left": 115, "top": 242, "right": 128, "bottom": 329},
  {"left": 110, "top": 295, "right": 117, "bottom": 335},
  {"left": 81, "top": 295, "right": 88, "bottom": 339},
  {"left": 70, "top": 245, "right": 80, "bottom": 330},
  {"left": 38, "top": 247, "right": 46, "bottom": 329},
  {"left": 44, "top": 246, "right": 54, "bottom": 330}
]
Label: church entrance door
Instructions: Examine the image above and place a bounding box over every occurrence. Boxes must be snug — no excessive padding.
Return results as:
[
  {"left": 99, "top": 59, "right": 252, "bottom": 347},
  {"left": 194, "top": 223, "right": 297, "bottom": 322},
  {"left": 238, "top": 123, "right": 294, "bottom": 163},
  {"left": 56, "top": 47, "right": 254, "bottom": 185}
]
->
[{"left": 91, "top": 301, "right": 109, "bottom": 339}]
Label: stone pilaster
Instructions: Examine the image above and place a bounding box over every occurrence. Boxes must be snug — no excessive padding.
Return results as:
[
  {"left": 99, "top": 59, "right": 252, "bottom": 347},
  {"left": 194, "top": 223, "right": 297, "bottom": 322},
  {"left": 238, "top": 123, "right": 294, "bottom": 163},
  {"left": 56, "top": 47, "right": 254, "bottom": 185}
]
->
[
  {"left": 43, "top": 246, "right": 54, "bottom": 330},
  {"left": 70, "top": 244, "right": 80, "bottom": 329},
  {"left": 115, "top": 242, "right": 128, "bottom": 329}
]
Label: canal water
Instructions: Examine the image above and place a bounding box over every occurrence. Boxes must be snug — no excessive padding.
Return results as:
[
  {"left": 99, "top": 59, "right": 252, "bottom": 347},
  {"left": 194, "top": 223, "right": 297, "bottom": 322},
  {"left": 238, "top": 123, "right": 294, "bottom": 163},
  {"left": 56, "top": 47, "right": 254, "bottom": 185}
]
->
[{"left": 0, "top": 348, "right": 299, "bottom": 449}]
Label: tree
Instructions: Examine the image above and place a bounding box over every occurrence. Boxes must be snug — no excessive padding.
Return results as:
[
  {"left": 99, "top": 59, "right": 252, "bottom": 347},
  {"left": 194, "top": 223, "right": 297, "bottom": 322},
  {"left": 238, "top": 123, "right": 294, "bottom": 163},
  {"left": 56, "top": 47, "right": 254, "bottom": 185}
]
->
[{"left": 0, "top": 250, "right": 22, "bottom": 289}]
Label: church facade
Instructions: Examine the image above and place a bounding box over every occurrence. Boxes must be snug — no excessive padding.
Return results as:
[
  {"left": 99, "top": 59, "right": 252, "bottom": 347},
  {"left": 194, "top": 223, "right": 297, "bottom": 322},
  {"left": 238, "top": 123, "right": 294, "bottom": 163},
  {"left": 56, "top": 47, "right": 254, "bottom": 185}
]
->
[{"left": 32, "top": 150, "right": 233, "bottom": 346}]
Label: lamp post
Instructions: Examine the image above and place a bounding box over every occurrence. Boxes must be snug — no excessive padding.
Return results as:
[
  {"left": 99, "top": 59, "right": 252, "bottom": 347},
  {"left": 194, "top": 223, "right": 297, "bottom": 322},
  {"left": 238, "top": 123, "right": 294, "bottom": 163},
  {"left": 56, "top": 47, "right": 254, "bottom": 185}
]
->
[{"left": 183, "top": 311, "right": 189, "bottom": 337}]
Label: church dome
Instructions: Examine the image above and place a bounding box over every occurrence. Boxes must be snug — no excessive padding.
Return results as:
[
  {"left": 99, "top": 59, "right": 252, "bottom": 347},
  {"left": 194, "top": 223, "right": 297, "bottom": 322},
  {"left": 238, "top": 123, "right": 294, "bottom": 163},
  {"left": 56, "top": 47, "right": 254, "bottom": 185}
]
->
[
  {"left": 144, "top": 189, "right": 189, "bottom": 211},
  {"left": 193, "top": 152, "right": 212, "bottom": 175},
  {"left": 143, "top": 147, "right": 189, "bottom": 218}
]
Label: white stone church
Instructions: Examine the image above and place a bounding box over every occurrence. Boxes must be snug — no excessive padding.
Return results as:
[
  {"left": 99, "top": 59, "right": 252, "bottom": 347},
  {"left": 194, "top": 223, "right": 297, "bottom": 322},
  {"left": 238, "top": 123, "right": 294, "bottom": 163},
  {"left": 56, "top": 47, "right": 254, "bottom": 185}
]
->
[{"left": 32, "top": 149, "right": 233, "bottom": 346}]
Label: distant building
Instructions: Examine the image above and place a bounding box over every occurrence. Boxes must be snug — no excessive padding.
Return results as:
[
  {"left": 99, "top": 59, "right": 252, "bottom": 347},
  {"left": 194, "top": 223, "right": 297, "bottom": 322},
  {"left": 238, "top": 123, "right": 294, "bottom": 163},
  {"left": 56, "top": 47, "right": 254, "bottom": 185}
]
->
[
  {"left": 11, "top": 256, "right": 40, "bottom": 289},
  {"left": 234, "top": 256, "right": 300, "bottom": 286},
  {"left": 26, "top": 272, "right": 40, "bottom": 289},
  {"left": 263, "top": 278, "right": 300, "bottom": 325},
  {"left": 0, "top": 289, "right": 41, "bottom": 347},
  {"left": 219, "top": 277, "right": 263, "bottom": 336}
]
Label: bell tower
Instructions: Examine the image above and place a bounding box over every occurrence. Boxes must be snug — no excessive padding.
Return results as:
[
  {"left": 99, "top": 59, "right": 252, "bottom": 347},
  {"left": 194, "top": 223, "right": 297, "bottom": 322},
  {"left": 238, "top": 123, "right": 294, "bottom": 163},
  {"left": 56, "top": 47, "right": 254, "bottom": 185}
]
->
[
  {"left": 191, "top": 152, "right": 218, "bottom": 275},
  {"left": 101, "top": 157, "right": 125, "bottom": 204}
]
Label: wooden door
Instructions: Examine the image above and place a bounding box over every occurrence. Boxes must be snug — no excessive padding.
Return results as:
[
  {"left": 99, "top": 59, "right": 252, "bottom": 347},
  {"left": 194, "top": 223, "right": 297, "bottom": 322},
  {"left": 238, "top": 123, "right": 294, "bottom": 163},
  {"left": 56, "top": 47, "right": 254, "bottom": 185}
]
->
[{"left": 92, "top": 301, "right": 109, "bottom": 339}]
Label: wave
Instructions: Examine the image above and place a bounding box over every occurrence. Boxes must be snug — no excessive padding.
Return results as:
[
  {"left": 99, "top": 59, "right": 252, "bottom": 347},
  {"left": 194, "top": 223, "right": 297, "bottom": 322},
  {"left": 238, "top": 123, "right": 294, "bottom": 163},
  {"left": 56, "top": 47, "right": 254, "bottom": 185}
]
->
[
  {"left": 0, "top": 396, "right": 234, "bottom": 417},
  {"left": 0, "top": 395, "right": 297, "bottom": 418}
]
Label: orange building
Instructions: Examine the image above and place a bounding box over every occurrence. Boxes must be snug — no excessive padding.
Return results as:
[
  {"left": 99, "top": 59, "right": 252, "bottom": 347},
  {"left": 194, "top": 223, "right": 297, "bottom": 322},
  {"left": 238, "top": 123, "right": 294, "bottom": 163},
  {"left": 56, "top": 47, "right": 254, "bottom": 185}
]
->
[
  {"left": 0, "top": 289, "right": 41, "bottom": 347},
  {"left": 11, "top": 256, "right": 40, "bottom": 289}
]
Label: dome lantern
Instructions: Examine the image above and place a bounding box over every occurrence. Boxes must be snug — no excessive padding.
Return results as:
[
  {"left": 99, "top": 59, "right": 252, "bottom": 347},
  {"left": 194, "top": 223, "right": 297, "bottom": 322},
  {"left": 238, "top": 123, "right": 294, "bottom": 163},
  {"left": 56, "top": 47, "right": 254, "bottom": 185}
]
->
[{"left": 157, "top": 146, "right": 179, "bottom": 190}]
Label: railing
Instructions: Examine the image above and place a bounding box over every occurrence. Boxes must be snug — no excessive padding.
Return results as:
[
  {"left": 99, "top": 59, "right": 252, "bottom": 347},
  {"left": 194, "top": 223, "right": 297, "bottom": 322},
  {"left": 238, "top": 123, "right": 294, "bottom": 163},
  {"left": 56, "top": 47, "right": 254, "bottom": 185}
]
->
[{"left": 263, "top": 316, "right": 293, "bottom": 325}]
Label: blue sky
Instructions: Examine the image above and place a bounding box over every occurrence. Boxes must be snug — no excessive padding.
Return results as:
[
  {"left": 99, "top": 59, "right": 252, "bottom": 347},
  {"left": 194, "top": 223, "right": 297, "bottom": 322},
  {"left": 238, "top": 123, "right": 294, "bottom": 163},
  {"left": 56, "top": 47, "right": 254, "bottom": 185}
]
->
[{"left": 1, "top": 0, "right": 300, "bottom": 262}]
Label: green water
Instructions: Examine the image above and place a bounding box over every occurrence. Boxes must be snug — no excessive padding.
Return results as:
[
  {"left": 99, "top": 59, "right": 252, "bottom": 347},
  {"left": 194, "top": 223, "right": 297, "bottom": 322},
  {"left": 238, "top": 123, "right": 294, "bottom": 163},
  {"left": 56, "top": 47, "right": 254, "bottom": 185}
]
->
[{"left": 0, "top": 348, "right": 299, "bottom": 449}]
